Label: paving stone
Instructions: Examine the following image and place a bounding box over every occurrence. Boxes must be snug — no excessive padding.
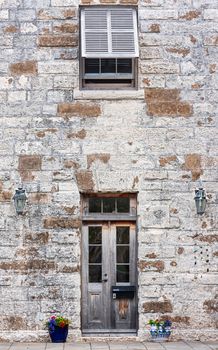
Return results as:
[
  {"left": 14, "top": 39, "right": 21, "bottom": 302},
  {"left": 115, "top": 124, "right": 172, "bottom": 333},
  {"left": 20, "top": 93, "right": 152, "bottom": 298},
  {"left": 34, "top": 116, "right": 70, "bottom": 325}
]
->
[
  {"left": 163, "top": 342, "right": 192, "bottom": 350},
  {"left": 109, "top": 343, "right": 128, "bottom": 350},
  {"left": 46, "top": 344, "right": 64, "bottom": 350},
  {"left": 204, "top": 343, "right": 218, "bottom": 350},
  {"left": 143, "top": 343, "right": 165, "bottom": 350},
  {"left": 91, "top": 342, "right": 110, "bottom": 349},
  {"left": 10, "top": 344, "right": 46, "bottom": 350},
  {"left": 0, "top": 344, "right": 12, "bottom": 350},
  {"left": 65, "top": 343, "right": 91, "bottom": 350},
  {"left": 127, "top": 342, "right": 146, "bottom": 349},
  {"left": 186, "top": 341, "right": 214, "bottom": 350}
]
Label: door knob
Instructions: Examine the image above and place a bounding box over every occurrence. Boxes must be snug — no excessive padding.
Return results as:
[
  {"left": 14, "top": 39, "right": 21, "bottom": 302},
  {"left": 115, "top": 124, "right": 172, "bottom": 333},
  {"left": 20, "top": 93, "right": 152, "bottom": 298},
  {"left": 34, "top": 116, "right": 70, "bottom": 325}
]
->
[{"left": 101, "top": 273, "right": 108, "bottom": 282}]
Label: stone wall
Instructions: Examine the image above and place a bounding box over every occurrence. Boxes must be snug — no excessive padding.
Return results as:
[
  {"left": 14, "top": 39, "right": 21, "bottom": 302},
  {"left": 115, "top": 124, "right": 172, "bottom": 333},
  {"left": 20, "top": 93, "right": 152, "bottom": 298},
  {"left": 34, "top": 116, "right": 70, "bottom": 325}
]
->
[{"left": 0, "top": 0, "right": 217, "bottom": 342}]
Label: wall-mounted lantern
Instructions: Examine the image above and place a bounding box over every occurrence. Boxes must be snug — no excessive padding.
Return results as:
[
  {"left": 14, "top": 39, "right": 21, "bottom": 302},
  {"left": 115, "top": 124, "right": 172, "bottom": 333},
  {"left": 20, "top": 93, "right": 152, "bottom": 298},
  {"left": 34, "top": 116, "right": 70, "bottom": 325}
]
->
[
  {"left": 13, "top": 187, "right": 27, "bottom": 214},
  {"left": 194, "top": 187, "right": 206, "bottom": 215}
]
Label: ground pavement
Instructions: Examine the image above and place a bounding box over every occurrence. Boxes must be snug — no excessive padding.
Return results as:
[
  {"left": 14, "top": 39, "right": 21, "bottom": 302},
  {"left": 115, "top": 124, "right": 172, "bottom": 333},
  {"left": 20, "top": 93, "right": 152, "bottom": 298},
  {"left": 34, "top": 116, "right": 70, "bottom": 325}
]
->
[{"left": 0, "top": 341, "right": 217, "bottom": 350}]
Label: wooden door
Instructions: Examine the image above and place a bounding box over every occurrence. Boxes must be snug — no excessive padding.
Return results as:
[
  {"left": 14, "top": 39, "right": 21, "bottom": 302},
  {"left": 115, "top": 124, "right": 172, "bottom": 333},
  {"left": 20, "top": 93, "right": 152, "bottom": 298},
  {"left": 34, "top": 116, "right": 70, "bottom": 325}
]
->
[{"left": 82, "top": 222, "right": 137, "bottom": 335}]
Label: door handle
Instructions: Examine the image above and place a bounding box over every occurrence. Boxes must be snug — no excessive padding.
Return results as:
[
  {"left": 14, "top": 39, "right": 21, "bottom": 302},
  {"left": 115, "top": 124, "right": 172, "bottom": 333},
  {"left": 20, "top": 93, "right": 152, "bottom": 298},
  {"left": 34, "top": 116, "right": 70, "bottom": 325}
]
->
[{"left": 101, "top": 278, "right": 108, "bottom": 282}]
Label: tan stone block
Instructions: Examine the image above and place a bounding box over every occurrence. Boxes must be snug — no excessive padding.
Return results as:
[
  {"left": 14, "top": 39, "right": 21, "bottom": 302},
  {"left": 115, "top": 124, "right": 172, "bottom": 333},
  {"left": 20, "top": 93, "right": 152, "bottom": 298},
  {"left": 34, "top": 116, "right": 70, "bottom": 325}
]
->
[
  {"left": 75, "top": 170, "right": 95, "bottom": 192},
  {"left": 138, "top": 260, "right": 165, "bottom": 272},
  {"left": 67, "top": 129, "right": 87, "bottom": 139},
  {"left": 9, "top": 61, "right": 38, "bottom": 76},
  {"left": 18, "top": 155, "right": 42, "bottom": 171},
  {"left": 149, "top": 23, "right": 160, "bottom": 33},
  {"left": 159, "top": 155, "right": 177, "bottom": 167},
  {"left": 204, "top": 35, "right": 218, "bottom": 46},
  {"left": 166, "top": 47, "right": 190, "bottom": 57},
  {"left": 43, "top": 217, "right": 81, "bottom": 229},
  {"left": 143, "top": 300, "right": 173, "bottom": 313},
  {"left": 87, "top": 153, "right": 110, "bottom": 169},
  {"left": 0, "top": 190, "right": 13, "bottom": 202},
  {"left": 119, "top": 0, "right": 138, "bottom": 4},
  {"left": 146, "top": 101, "right": 193, "bottom": 117},
  {"left": 58, "top": 102, "right": 101, "bottom": 118},
  {"left": 99, "top": 0, "right": 116, "bottom": 3},
  {"left": 182, "top": 153, "right": 203, "bottom": 180},
  {"left": 179, "top": 10, "right": 201, "bottom": 20},
  {"left": 0, "top": 260, "right": 55, "bottom": 272},
  {"left": 53, "top": 23, "right": 78, "bottom": 33},
  {"left": 4, "top": 25, "right": 18, "bottom": 33},
  {"left": 28, "top": 193, "right": 50, "bottom": 204},
  {"left": 144, "top": 88, "right": 180, "bottom": 101},
  {"left": 64, "top": 160, "right": 80, "bottom": 169},
  {"left": 38, "top": 35, "right": 78, "bottom": 47}
]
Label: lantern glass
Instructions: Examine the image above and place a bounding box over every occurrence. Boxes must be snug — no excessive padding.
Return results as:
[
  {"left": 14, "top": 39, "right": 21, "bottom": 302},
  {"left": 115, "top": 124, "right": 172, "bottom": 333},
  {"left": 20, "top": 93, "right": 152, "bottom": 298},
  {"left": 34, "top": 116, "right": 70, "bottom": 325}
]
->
[
  {"left": 194, "top": 188, "right": 206, "bottom": 215},
  {"left": 13, "top": 188, "right": 27, "bottom": 214}
]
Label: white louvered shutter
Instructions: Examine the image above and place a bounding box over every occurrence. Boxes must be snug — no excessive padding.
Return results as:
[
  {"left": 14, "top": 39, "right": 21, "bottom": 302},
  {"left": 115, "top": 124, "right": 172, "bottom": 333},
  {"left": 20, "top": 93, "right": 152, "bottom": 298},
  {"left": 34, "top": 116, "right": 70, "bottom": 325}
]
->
[{"left": 81, "top": 7, "right": 139, "bottom": 58}]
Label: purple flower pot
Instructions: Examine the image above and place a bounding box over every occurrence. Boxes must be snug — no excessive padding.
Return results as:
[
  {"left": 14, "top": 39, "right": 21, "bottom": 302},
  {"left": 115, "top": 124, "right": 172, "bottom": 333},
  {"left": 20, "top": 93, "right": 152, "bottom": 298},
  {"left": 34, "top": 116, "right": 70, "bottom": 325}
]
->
[{"left": 49, "top": 325, "right": 68, "bottom": 343}]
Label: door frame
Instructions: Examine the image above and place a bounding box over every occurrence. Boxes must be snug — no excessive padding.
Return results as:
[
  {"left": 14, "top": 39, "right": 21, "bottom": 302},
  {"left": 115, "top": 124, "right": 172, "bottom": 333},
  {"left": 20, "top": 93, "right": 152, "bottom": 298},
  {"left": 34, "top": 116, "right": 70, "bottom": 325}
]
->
[{"left": 80, "top": 193, "right": 138, "bottom": 336}]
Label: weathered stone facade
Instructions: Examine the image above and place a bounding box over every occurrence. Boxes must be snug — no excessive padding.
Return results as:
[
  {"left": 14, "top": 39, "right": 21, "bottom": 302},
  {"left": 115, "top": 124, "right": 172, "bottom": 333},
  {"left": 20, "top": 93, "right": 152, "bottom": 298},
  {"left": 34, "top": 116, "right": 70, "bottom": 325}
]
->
[{"left": 0, "top": 0, "right": 218, "bottom": 342}]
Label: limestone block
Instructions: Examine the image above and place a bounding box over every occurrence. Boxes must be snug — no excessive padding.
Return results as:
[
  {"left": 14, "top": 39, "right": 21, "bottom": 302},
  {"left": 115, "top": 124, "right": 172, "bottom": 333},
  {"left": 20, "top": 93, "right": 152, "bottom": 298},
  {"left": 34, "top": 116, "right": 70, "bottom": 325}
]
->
[
  {"left": 37, "top": 7, "right": 77, "bottom": 20},
  {"left": 42, "top": 105, "right": 57, "bottom": 115},
  {"left": 141, "top": 61, "right": 180, "bottom": 74},
  {"left": 0, "top": 77, "right": 13, "bottom": 89},
  {"left": 141, "top": 204, "right": 170, "bottom": 228},
  {"left": 16, "top": 9, "right": 36, "bottom": 21},
  {"left": 139, "top": 9, "right": 178, "bottom": 20},
  {"left": 22, "top": 0, "right": 51, "bottom": 7},
  {"left": 0, "top": 10, "right": 8, "bottom": 19},
  {"left": 51, "top": 0, "right": 78, "bottom": 6},
  {"left": 0, "top": 217, "right": 5, "bottom": 230},
  {"left": 54, "top": 75, "right": 75, "bottom": 89},
  {"left": 139, "top": 244, "right": 176, "bottom": 259},
  {"left": 203, "top": 9, "right": 218, "bottom": 19},
  {"left": 47, "top": 90, "right": 72, "bottom": 103},
  {"left": 50, "top": 231, "right": 80, "bottom": 245},
  {"left": 8, "top": 91, "right": 26, "bottom": 102},
  {"left": 20, "top": 23, "right": 38, "bottom": 34},
  {"left": 38, "top": 61, "right": 78, "bottom": 74}
]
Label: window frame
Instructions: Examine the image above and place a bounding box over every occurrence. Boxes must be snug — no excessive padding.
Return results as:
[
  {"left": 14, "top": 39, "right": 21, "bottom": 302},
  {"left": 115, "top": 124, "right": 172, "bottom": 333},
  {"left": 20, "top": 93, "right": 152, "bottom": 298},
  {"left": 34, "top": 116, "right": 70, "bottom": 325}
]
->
[
  {"left": 79, "top": 6, "right": 139, "bottom": 90},
  {"left": 80, "top": 57, "right": 138, "bottom": 89},
  {"left": 81, "top": 193, "right": 137, "bottom": 221}
]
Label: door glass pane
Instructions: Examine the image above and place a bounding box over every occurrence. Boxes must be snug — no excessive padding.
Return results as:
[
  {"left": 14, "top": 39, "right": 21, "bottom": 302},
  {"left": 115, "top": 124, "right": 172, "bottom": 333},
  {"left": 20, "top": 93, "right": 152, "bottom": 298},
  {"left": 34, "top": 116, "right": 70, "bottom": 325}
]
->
[
  {"left": 101, "top": 59, "right": 116, "bottom": 74},
  {"left": 117, "top": 59, "right": 132, "bottom": 74},
  {"left": 117, "top": 227, "right": 129, "bottom": 244},
  {"left": 103, "top": 198, "right": 116, "bottom": 213},
  {"left": 89, "top": 226, "right": 102, "bottom": 244},
  {"left": 89, "top": 265, "right": 102, "bottom": 283},
  {"left": 117, "top": 265, "right": 129, "bottom": 282},
  {"left": 117, "top": 246, "right": 129, "bottom": 263},
  {"left": 85, "top": 59, "right": 100, "bottom": 74},
  {"left": 89, "top": 246, "right": 102, "bottom": 263},
  {"left": 117, "top": 197, "right": 130, "bottom": 213},
  {"left": 88, "top": 226, "right": 102, "bottom": 283},
  {"left": 89, "top": 198, "right": 101, "bottom": 213}
]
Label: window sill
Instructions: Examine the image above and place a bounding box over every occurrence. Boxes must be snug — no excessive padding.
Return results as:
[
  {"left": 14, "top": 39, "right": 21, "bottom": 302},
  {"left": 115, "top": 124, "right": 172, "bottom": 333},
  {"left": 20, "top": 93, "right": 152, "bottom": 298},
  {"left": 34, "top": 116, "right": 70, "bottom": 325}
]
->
[{"left": 74, "top": 89, "right": 145, "bottom": 100}]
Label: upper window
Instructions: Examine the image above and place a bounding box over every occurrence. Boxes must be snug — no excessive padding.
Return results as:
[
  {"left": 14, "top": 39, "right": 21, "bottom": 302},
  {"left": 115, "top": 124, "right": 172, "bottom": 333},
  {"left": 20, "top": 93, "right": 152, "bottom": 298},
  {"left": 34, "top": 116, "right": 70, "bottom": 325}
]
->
[
  {"left": 80, "top": 7, "right": 139, "bottom": 89},
  {"left": 82, "top": 194, "right": 137, "bottom": 220}
]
